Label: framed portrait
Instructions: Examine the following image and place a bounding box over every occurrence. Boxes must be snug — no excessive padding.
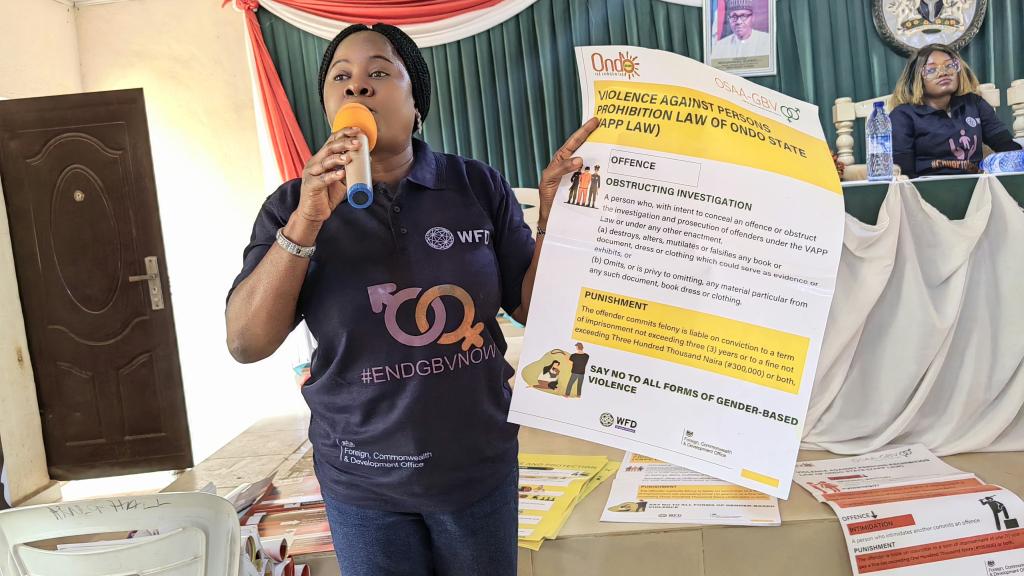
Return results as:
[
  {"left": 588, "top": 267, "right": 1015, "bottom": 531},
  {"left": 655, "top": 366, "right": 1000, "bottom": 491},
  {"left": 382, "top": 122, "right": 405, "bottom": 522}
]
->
[
  {"left": 704, "top": 0, "right": 777, "bottom": 77},
  {"left": 872, "top": 0, "right": 989, "bottom": 56}
]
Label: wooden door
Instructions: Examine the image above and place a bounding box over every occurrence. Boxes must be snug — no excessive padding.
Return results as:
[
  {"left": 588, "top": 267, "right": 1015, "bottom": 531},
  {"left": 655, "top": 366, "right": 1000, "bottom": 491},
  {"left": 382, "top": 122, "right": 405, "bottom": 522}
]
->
[{"left": 0, "top": 89, "right": 192, "bottom": 480}]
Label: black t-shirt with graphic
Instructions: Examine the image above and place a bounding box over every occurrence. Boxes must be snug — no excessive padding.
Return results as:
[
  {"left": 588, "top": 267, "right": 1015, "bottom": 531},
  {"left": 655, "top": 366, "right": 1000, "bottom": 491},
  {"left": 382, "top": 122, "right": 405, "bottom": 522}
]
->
[
  {"left": 569, "top": 353, "right": 590, "bottom": 374},
  {"left": 229, "top": 139, "right": 535, "bottom": 513},
  {"left": 891, "top": 92, "right": 1021, "bottom": 178}
]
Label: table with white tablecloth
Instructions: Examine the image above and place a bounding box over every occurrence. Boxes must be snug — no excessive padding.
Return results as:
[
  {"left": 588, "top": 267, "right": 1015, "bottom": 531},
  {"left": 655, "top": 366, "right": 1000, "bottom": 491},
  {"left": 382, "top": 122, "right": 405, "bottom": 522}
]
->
[{"left": 804, "top": 174, "right": 1024, "bottom": 455}]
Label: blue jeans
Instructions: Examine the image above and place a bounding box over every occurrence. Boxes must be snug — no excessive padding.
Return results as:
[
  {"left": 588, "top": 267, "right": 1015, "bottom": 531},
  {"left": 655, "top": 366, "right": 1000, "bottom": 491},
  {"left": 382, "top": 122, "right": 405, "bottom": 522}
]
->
[{"left": 323, "top": 468, "right": 518, "bottom": 576}]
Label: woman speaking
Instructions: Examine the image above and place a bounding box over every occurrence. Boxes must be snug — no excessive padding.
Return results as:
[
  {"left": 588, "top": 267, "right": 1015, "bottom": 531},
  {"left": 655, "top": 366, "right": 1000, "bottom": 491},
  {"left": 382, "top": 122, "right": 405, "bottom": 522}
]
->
[{"left": 226, "top": 23, "right": 597, "bottom": 576}]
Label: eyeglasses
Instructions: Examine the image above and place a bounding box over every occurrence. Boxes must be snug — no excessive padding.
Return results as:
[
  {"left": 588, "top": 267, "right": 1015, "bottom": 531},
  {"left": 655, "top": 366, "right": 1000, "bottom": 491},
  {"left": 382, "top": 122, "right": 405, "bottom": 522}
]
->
[
  {"left": 921, "top": 60, "right": 960, "bottom": 79},
  {"left": 728, "top": 12, "right": 753, "bottom": 22}
]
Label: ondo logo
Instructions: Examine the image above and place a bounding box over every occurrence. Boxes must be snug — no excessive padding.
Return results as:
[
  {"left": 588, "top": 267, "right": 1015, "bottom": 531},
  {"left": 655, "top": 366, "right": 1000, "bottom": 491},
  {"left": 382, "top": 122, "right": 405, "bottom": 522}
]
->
[{"left": 591, "top": 51, "right": 640, "bottom": 79}]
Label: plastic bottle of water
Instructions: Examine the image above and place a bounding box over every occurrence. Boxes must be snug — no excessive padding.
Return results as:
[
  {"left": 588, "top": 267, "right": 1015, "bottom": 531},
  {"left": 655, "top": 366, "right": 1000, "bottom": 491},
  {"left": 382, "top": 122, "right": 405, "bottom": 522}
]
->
[{"left": 866, "top": 101, "right": 894, "bottom": 182}]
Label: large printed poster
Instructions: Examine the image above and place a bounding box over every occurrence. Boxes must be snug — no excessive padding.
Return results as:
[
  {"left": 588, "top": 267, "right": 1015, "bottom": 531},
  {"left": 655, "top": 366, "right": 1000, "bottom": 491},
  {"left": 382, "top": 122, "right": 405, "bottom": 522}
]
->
[{"left": 508, "top": 46, "right": 843, "bottom": 498}]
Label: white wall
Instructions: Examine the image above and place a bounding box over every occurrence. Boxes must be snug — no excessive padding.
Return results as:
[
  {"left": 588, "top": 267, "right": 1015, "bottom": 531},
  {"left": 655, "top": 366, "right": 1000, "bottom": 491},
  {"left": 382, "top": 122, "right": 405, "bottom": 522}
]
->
[
  {"left": 0, "top": 0, "right": 82, "bottom": 99},
  {"left": 0, "top": 0, "right": 306, "bottom": 477},
  {"left": 0, "top": 0, "right": 84, "bottom": 504},
  {"left": 75, "top": 0, "right": 309, "bottom": 463},
  {"left": 0, "top": 181, "right": 51, "bottom": 504}
]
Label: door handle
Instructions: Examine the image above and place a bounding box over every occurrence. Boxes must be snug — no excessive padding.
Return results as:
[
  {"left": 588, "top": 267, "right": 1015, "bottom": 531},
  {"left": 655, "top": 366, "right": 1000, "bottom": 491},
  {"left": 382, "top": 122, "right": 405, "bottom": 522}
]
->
[{"left": 128, "top": 256, "right": 165, "bottom": 310}]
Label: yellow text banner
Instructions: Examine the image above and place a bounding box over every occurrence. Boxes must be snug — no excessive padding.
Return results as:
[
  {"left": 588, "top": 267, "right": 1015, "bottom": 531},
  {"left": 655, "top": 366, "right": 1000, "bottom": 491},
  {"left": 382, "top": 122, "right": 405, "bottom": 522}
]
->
[
  {"left": 589, "top": 80, "right": 841, "bottom": 194},
  {"left": 572, "top": 287, "right": 809, "bottom": 394}
]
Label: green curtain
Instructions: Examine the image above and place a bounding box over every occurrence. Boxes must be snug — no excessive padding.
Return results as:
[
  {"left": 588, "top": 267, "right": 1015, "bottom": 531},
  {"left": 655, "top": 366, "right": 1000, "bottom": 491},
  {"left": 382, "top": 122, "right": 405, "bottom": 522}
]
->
[
  {"left": 746, "top": 0, "right": 1024, "bottom": 162},
  {"left": 258, "top": 0, "right": 1024, "bottom": 188},
  {"left": 257, "top": 0, "right": 701, "bottom": 187}
]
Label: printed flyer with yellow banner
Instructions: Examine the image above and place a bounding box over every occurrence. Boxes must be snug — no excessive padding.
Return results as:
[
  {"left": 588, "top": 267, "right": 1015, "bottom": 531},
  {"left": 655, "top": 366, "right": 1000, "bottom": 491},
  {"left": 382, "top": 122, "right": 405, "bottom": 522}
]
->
[
  {"left": 517, "top": 454, "right": 619, "bottom": 550},
  {"left": 602, "top": 452, "right": 779, "bottom": 525},
  {"left": 507, "top": 46, "right": 844, "bottom": 499}
]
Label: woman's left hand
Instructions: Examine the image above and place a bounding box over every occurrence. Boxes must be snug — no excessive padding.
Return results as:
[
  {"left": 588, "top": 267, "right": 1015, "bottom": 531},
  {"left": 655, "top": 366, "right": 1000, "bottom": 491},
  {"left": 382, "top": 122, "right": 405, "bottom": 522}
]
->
[{"left": 538, "top": 117, "right": 601, "bottom": 227}]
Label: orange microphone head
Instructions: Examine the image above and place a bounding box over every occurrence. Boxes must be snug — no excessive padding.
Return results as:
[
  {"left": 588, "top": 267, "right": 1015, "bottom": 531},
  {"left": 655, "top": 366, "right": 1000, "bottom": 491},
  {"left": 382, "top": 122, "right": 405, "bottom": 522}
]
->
[{"left": 332, "top": 103, "right": 378, "bottom": 150}]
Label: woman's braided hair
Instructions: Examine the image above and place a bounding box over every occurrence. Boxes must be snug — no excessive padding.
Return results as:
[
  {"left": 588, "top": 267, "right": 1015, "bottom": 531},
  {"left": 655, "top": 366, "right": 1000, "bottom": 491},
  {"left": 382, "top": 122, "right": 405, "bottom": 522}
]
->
[{"left": 317, "top": 23, "right": 431, "bottom": 125}]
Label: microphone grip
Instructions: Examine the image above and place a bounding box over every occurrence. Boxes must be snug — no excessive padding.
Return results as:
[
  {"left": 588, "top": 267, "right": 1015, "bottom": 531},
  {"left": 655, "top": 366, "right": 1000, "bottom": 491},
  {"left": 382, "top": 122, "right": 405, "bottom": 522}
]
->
[{"left": 346, "top": 132, "right": 373, "bottom": 209}]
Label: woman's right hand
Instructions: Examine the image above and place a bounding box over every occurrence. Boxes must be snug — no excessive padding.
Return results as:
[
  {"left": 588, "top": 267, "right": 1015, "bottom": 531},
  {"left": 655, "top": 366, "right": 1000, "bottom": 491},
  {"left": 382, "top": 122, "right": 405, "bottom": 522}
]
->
[{"left": 296, "top": 127, "right": 364, "bottom": 225}]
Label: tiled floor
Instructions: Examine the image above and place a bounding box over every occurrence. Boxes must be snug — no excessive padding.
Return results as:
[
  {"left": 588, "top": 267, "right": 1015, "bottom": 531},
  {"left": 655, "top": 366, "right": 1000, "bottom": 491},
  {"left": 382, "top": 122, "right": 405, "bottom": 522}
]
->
[{"left": 164, "top": 413, "right": 311, "bottom": 498}]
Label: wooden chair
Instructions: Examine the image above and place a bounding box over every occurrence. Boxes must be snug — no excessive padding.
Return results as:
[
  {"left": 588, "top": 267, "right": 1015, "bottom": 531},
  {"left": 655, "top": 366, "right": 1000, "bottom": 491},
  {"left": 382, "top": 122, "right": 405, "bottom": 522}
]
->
[{"left": 833, "top": 83, "right": 1001, "bottom": 181}]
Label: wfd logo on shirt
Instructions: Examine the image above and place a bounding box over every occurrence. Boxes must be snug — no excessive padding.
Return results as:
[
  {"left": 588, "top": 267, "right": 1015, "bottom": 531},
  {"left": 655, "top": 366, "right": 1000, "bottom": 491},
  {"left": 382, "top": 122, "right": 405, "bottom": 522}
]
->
[
  {"left": 367, "top": 283, "right": 484, "bottom": 351},
  {"left": 424, "top": 226, "right": 491, "bottom": 250}
]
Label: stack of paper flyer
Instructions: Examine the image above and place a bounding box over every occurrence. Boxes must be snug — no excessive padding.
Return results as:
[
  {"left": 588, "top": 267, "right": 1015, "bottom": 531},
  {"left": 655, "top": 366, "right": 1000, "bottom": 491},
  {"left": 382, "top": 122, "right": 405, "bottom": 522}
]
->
[
  {"left": 601, "top": 452, "right": 780, "bottom": 525},
  {"left": 518, "top": 454, "right": 619, "bottom": 550},
  {"left": 238, "top": 523, "right": 311, "bottom": 576},
  {"left": 239, "top": 476, "right": 332, "bottom": 575},
  {"left": 794, "top": 445, "right": 1024, "bottom": 576}
]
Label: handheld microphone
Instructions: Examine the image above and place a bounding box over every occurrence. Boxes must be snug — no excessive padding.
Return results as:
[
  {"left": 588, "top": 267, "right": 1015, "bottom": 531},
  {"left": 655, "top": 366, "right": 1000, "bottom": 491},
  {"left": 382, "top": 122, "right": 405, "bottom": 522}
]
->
[{"left": 331, "top": 103, "right": 378, "bottom": 209}]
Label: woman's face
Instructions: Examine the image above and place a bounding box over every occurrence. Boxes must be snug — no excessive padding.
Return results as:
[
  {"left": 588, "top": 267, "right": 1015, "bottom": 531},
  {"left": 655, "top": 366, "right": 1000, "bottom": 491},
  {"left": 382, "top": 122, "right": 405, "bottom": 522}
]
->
[
  {"left": 322, "top": 31, "right": 417, "bottom": 154},
  {"left": 921, "top": 51, "right": 960, "bottom": 98}
]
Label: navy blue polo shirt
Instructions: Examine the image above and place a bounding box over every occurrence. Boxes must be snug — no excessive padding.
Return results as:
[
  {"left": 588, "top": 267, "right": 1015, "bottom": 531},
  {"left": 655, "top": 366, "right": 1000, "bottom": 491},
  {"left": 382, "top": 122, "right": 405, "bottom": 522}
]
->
[
  {"left": 229, "top": 138, "right": 535, "bottom": 512},
  {"left": 891, "top": 92, "right": 1021, "bottom": 179}
]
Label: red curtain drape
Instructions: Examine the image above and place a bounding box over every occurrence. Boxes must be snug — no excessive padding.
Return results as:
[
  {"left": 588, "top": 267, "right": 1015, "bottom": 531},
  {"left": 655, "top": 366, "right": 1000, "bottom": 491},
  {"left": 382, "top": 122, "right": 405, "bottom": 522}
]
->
[
  {"left": 235, "top": 1, "right": 312, "bottom": 181},
  {"left": 267, "top": 0, "right": 505, "bottom": 24},
  {"left": 715, "top": 0, "right": 726, "bottom": 40}
]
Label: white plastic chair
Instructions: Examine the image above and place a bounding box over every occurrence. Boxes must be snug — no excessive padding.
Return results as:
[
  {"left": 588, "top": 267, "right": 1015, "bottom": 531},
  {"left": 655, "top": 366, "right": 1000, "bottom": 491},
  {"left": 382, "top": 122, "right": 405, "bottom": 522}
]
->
[
  {"left": 513, "top": 187, "right": 540, "bottom": 235},
  {"left": 0, "top": 492, "right": 239, "bottom": 576}
]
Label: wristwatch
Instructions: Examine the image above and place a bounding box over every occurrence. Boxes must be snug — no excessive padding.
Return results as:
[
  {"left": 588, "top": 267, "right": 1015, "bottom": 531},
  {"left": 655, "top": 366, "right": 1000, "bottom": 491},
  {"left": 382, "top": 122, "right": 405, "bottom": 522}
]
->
[{"left": 276, "top": 227, "right": 316, "bottom": 258}]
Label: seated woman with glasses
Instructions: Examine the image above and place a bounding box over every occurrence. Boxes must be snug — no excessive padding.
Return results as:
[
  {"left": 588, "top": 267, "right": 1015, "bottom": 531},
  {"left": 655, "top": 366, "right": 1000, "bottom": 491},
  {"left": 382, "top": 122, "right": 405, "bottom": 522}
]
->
[{"left": 890, "top": 44, "right": 1020, "bottom": 179}]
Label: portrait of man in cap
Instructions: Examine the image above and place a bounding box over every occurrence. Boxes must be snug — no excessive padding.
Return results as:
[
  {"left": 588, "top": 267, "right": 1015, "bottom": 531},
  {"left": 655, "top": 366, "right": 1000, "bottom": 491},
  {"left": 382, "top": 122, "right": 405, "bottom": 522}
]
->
[{"left": 705, "top": 0, "right": 776, "bottom": 76}]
